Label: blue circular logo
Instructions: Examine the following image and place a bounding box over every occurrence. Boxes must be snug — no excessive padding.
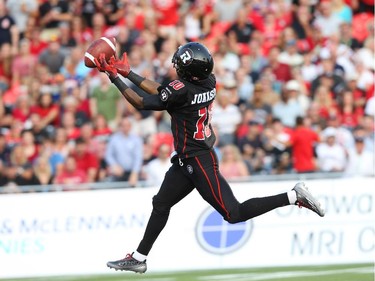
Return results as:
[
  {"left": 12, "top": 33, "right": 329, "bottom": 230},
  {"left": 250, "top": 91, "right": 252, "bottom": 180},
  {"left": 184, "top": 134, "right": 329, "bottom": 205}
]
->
[{"left": 195, "top": 207, "right": 253, "bottom": 254}]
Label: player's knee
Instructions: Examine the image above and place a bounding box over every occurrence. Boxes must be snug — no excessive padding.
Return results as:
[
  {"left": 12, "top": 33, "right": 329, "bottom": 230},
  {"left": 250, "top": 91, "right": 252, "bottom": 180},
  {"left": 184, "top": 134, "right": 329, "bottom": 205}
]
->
[
  {"left": 223, "top": 206, "right": 242, "bottom": 224},
  {"left": 152, "top": 196, "right": 171, "bottom": 216}
]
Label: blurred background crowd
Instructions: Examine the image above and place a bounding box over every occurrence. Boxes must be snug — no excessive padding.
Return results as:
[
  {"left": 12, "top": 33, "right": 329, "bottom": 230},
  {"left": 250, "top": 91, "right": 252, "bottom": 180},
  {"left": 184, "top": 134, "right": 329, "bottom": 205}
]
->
[{"left": 0, "top": 0, "right": 374, "bottom": 193}]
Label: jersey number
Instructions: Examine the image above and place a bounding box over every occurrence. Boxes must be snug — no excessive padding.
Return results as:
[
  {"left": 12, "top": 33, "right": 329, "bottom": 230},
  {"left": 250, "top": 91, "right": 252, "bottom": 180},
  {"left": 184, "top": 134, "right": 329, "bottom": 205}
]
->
[
  {"left": 193, "top": 105, "right": 212, "bottom": 140},
  {"left": 169, "top": 80, "right": 185, "bottom": 90}
]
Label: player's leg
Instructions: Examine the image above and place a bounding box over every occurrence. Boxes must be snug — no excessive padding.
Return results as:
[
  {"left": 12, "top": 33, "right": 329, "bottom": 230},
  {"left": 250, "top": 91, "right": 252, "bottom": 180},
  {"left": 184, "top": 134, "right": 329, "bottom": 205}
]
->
[
  {"left": 107, "top": 162, "right": 194, "bottom": 273},
  {"left": 187, "top": 151, "right": 324, "bottom": 224},
  {"left": 136, "top": 163, "right": 194, "bottom": 256}
]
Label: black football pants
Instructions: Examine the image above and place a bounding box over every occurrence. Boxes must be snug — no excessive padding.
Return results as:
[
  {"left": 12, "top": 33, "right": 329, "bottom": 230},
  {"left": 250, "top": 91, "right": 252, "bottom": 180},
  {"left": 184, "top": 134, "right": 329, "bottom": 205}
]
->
[{"left": 137, "top": 150, "right": 289, "bottom": 255}]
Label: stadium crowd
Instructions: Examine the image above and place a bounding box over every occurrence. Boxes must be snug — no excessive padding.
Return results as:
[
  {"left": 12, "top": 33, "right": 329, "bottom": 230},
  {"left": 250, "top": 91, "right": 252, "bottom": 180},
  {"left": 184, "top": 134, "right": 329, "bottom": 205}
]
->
[{"left": 0, "top": 0, "right": 374, "bottom": 193}]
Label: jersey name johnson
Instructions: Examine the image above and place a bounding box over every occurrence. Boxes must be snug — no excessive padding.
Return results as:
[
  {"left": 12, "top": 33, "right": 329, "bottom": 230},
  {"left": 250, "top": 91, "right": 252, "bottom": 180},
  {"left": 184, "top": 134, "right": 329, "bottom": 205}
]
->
[{"left": 191, "top": 89, "right": 216, "bottom": 105}]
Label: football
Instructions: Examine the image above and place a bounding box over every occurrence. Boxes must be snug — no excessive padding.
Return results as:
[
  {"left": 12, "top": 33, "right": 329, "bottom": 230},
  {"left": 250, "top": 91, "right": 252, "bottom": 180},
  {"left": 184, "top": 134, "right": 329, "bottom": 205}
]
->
[{"left": 84, "top": 36, "right": 117, "bottom": 68}]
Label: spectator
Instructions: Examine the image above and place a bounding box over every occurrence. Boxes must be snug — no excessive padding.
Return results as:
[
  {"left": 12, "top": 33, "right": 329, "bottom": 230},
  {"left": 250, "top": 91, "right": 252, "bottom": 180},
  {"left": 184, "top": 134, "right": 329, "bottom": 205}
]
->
[
  {"left": 96, "top": 140, "right": 109, "bottom": 182},
  {"left": 354, "top": 44, "right": 375, "bottom": 91},
  {"left": 226, "top": 9, "right": 255, "bottom": 46},
  {"left": 290, "top": 116, "right": 319, "bottom": 173},
  {"left": 312, "top": 85, "right": 338, "bottom": 120},
  {"left": 61, "top": 111, "right": 81, "bottom": 141},
  {"left": 4, "top": 119, "right": 23, "bottom": 147},
  {"left": 183, "top": 3, "right": 203, "bottom": 42},
  {"left": 266, "top": 46, "right": 292, "bottom": 83},
  {"left": 313, "top": 0, "right": 342, "bottom": 38},
  {"left": 62, "top": 95, "right": 90, "bottom": 128},
  {"left": 105, "top": 117, "right": 143, "bottom": 186},
  {"left": 79, "top": 122, "right": 101, "bottom": 154},
  {"left": 219, "top": 144, "right": 250, "bottom": 179},
  {"left": 346, "top": 72, "right": 366, "bottom": 109},
  {"left": 257, "top": 11, "right": 284, "bottom": 53},
  {"left": 278, "top": 39, "right": 304, "bottom": 67},
  {"left": 214, "top": 0, "right": 243, "bottom": 23},
  {"left": 84, "top": 12, "right": 113, "bottom": 41},
  {"left": 345, "top": 136, "right": 374, "bottom": 177},
  {"left": 54, "top": 155, "right": 88, "bottom": 187},
  {"left": 246, "top": 83, "right": 273, "bottom": 125},
  {"left": 0, "top": 0, "right": 19, "bottom": 51},
  {"left": 33, "top": 155, "right": 54, "bottom": 185},
  {"left": 142, "top": 144, "right": 171, "bottom": 186},
  {"left": 316, "top": 127, "right": 347, "bottom": 172},
  {"left": 39, "top": 137, "right": 64, "bottom": 176},
  {"left": 311, "top": 54, "right": 347, "bottom": 98},
  {"left": 11, "top": 95, "right": 32, "bottom": 125},
  {"left": 90, "top": 73, "right": 122, "bottom": 130},
  {"left": 0, "top": 43, "right": 13, "bottom": 85},
  {"left": 268, "top": 118, "right": 292, "bottom": 167},
  {"left": 238, "top": 120, "right": 263, "bottom": 164},
  {"left": 51, "top": 127, "right": 72, "bottom": 158},
  {"left": 38, "top": 0, "right": 71, "bottom": 41},
  {"left": 246, "top": 40, "right": 267, "bottom": 76},
  {"left": 235, "top": 67, "right": 254, "bottom": 105},
  {"left": 31, "top": 87, "right": 59, "bottom": 128},
  {"left": 291, "top": 5, "right": 313, "bottom": 42},
  {"left": 339, "top": 22, "right": 362, "bottom": 50},
  {"left": 337, "top": 90, "right": 364, "bottom": 129},
  {"left": 2, "top": 165, "right": 19, "bottom": 189},
  {"left": 272, "top": 87, "right": 304, "bottom": 128},
  {"left": 60, "top": 46, "right": 91, "bottom": 81},
  {"left": 15, "top": 162, "right": 40, "bottom": 186},
  {"left": 93, "top": 114, "right": 112, "bottom": 142},
  {"left": 9, "top": 144, "right": 28, "bottom": 168},
  {"left": 324, "top": 114, "right": 355, "bottom": 150},
  {"left": 258, "top": 75, "right": 280, "bottom": 106},
  {"left": 38, "top": 39, "right": 66, "bottom": 74},
  {"left": 58, "top": 21, "right": 77, "bottom": 53},
  {"left": 152, "top": 0, "right": 180, "bottom": 37},
  {"left": 19, "top": 130, "right": 39, "bottom": 163},
  {"left": 212, "top": 88, "right": 242, "bottom": 146},
  {"left": 300, "top": 52, "right": 319, "bottom": 83},
  {"left": 28, "top": 113, "right": 53, "bottom": 145},
  {"left": 285, "top": 79, "right": 310, "bottom": 113},
  {"left": 11, "top": 39, "right": 37, "bottom": 85},
  {"left": 71, "top": 137, "right": 99, "bottom": 182},
  {"left": 6, "top": 0, "right": 38, "bottom": 38},
  {"left": 70, "top": 82, "right": 92, "bottom": 120},
  {"left": 332, "top": 0, "right": 352, "bottom": 23},
  {"left": 0, "top": 133, "right": 11, "bottom": 165}
]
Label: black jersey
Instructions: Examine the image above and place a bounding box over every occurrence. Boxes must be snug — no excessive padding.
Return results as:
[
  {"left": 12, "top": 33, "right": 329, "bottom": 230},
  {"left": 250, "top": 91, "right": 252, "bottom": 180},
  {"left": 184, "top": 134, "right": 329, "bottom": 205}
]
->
[{"left": 143, "top": 74, "right": 217, "bottom": 158}]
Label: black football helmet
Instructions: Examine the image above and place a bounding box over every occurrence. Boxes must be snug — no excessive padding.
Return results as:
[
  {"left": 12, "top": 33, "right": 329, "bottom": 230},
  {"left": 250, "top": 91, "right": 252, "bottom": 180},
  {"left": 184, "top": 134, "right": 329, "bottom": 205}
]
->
[{"left": 172, "top": 42, "right": 214, "bottom": 81}]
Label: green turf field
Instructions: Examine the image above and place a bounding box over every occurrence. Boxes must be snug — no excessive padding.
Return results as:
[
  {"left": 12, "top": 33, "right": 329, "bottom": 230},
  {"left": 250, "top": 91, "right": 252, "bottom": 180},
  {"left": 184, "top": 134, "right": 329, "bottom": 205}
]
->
[{"left": 2, "top": 264, "right": 374, "bottom": 281}]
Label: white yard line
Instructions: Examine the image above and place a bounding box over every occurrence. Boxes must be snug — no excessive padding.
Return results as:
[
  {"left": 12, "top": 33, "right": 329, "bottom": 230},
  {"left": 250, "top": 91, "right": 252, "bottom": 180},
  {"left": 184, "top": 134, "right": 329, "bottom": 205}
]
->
[{"left": 198, "top": 266, "right": 374, "bottom": 281}]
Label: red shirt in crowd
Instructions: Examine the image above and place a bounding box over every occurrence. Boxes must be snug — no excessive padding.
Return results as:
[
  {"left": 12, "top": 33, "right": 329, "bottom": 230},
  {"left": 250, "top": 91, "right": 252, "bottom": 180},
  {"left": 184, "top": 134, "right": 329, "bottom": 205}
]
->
[
  {"left": 272, "top": 63, "right": 292, "bottom": 82},
  {"left": 70, "top": 151, "right": 99, "bottom": 173},
  {"left": 31, "top": 104, "right": 59, "bottom": 126},
  {"left": 55, "top": 170, "right": 87, "bottom": 185},
  {"left": 152, "top": 0, "right": 179, "bottom": 26},
  {"left": 11, "top": 108, "right": 30, "bottom": 122},
  {"left": 290, "top": 126, "right": 319, "bottom": 173}
]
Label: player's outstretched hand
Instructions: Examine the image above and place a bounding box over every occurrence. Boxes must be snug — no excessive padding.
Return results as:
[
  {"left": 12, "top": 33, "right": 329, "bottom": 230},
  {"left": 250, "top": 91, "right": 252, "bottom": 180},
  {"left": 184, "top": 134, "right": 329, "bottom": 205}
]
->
[
  {"left": 94, "top": 53, "right": 118, "bottom": 80},
  {"left": 111, "top": 52, "right": 131, "bottom": 77}
]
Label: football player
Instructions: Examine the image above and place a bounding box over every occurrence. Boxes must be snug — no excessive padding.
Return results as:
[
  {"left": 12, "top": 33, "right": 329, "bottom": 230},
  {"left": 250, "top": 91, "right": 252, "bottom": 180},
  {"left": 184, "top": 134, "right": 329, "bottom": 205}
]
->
[{"left": 95, "top": 42, "right": 325, "bottom": 274}]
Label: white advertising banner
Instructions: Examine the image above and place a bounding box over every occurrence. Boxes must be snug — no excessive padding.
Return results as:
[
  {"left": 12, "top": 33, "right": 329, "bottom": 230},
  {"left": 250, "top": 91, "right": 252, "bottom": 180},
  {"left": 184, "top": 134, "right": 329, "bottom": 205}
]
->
[{"left": 0, "top": 178, "right": 374, "bottom": 278}]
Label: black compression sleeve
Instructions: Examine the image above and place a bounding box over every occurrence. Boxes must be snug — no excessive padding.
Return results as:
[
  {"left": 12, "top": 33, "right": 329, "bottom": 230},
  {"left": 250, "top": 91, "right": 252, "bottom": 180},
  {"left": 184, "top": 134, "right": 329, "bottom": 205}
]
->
[
  {"left": 112, "top": 77, "right": 129, "bottom": 92},
  {"left": 128, "top": 71, "right": 146, "bottom": 87}
]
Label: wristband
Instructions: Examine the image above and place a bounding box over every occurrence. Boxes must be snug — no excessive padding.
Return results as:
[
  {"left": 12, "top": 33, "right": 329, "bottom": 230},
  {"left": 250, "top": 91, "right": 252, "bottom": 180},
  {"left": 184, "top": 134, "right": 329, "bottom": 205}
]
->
[
  {"left": 112, "top": 77, "right": 129, "bottom": 92},
  {"left": 128, "top": 71, "right": 146, "bottom": 87}
]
